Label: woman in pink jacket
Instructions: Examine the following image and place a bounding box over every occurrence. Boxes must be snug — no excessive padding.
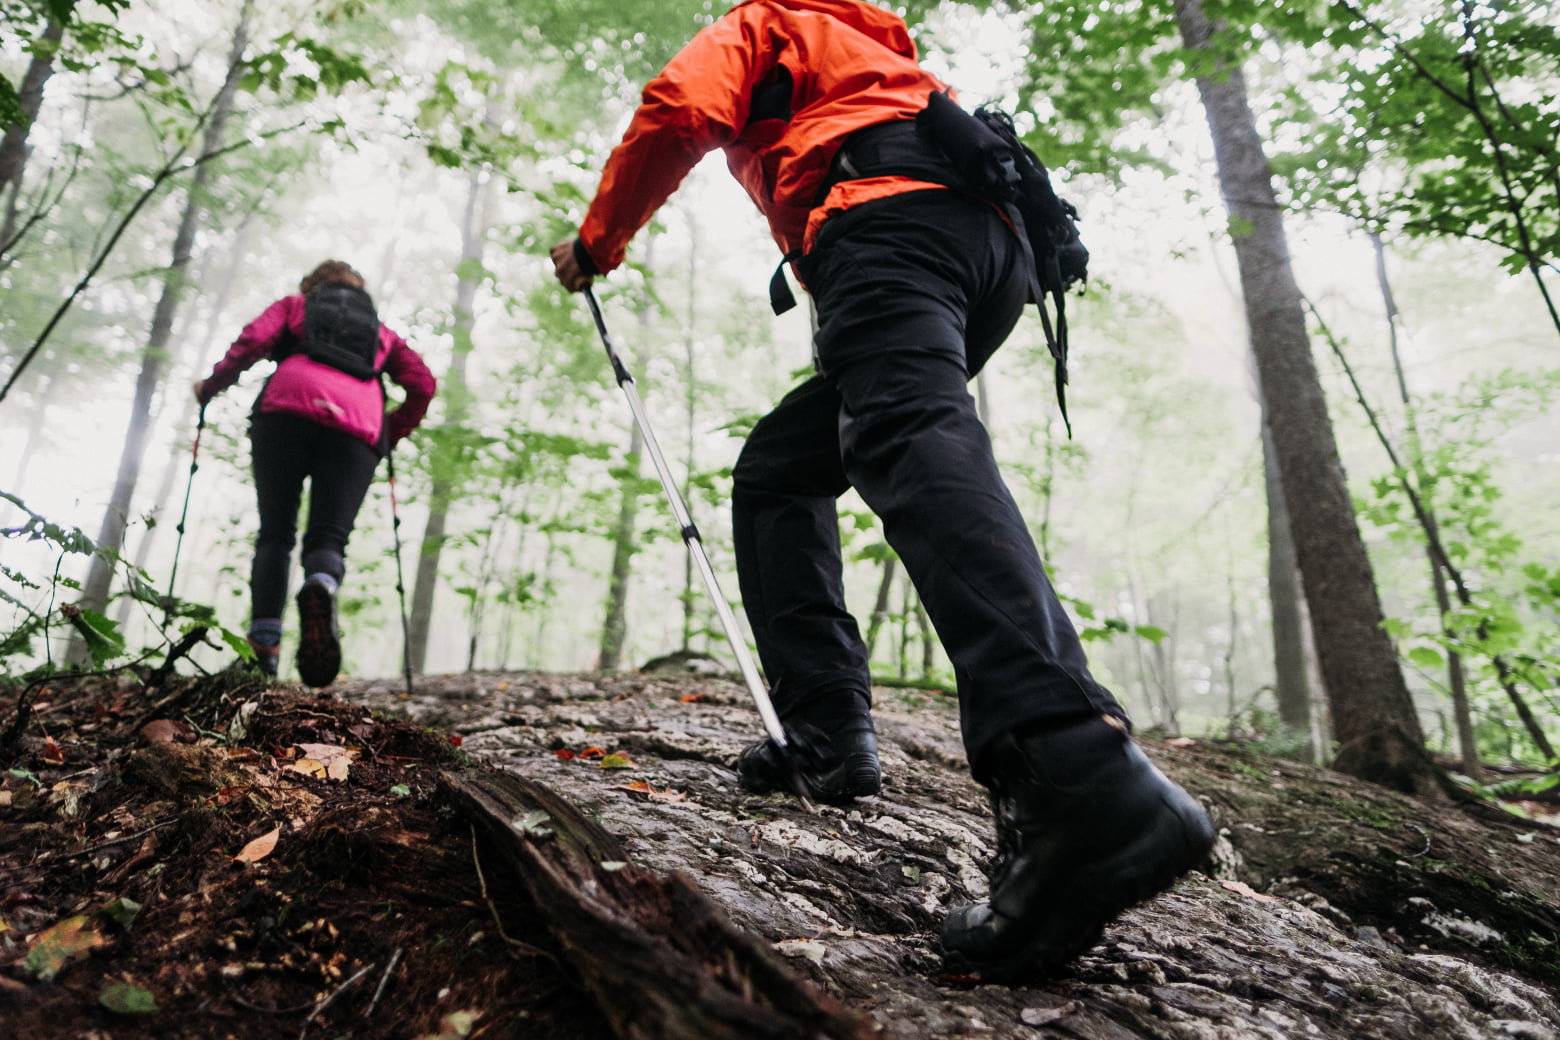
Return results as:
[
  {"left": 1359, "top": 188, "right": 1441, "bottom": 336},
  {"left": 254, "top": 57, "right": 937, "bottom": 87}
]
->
[{"left": 196, "top": 260, "right": 437, "bottom": 685}]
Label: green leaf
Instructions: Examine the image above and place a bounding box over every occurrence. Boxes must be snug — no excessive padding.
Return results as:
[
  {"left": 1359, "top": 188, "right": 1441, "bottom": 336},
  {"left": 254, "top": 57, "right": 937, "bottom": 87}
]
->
[
  {"left": 1133, "top": 625, "right": 1169, "bottom": 644},
  {"left": 101, "top": 897, "right": 142, "bottom": 931},
  {"left": 389, "top": 784, "right": 411, "bottom": 797},
  {"left": 1407, "top": 647, "right": 1445, "bottom": 670},
  {"left": 69, "top": 608, "right": 126, "bottom": 667},
  {"left": 24, "top": 916, "right": 106, "bottom": 980},
  {"left": 99, "top": 982, "right": 159, "bottom": 1015}
]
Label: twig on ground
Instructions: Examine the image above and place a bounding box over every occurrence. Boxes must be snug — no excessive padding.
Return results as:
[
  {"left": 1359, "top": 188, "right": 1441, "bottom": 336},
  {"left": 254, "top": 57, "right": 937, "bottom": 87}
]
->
[
  {"left": 227, "top": 991, "right": 317, "bottom": 1015},
  {"left": 469, "top": 824, "right": 556, "bottom": 962},
  {"left": 362, "top": 947, "right": 403, "bottom": 1019},
  {"left": 299, "top": 963, "right": 375, "bottom": 1040}
]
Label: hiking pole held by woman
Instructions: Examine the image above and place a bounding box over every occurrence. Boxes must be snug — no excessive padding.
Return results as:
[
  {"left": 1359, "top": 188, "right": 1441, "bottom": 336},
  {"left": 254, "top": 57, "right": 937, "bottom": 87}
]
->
[
  {"left": 162, "top": 401, "right": 207, "bottom": 627},
  {"left": 582, "top": 285, "right": 815, "bottom": 811},
  {"left": 385, "top": 452, "right": 415, "bottom": 698}
]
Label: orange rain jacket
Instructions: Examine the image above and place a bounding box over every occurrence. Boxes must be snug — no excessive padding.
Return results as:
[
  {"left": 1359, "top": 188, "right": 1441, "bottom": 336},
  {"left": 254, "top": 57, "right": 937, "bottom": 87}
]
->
[{"left": 577, "top": 0, "right": 953, "bottom": 275}]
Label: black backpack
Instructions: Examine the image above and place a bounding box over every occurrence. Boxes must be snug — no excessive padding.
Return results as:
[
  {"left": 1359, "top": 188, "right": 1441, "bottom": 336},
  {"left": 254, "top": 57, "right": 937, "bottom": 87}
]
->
[
  {"left": 916, "top": 90, "right": 1088, "bottom": 434},
  {"left": 299, "top": 282, "right": 382, "bottom": 380}
]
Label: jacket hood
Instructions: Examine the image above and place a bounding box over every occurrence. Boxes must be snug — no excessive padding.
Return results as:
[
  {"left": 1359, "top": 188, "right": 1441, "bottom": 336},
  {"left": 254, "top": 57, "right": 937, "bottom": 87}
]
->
[{"left": 733, "top": 0, "right": 917, "bottom": 60}]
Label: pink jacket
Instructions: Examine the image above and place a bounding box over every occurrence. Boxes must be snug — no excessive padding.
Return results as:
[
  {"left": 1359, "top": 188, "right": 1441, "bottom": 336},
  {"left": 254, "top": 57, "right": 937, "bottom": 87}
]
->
[{"left": 202, "top": 294, "right": 437, "bottom": 448}]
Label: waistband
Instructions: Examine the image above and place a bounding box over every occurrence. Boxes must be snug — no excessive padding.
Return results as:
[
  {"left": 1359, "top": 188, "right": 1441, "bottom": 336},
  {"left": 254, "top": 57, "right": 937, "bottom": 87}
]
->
[{"left": 819, "top": 120, "right": 962, "bottom": 201}]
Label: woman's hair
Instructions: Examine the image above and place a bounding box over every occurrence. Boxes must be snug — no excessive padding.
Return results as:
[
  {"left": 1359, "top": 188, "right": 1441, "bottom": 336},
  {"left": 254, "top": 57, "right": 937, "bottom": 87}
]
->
[{"left": 299, "top": 260, "right": 366, "bottom": 294}]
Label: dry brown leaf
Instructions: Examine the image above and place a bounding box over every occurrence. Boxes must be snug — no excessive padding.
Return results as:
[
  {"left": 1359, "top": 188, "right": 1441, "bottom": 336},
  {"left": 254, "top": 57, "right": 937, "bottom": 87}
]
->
[
  {"left": 612, "top": 781, "right": 687, "bottom": 803},
  {"left": 287, "top": 743, "right": 357, "bottom": 782},
  {"left": 1219, "top": 879, "right": 1279, "bottom": 903},
  {"left": 234, "top": 827, "right": 280, "bottom": 865}
]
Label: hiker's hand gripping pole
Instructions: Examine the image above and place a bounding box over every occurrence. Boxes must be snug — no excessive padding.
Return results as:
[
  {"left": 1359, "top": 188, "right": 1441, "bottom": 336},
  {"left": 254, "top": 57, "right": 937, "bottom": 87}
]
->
[{"left": 582, "top": 286, "right": 814, "bottom": 811}]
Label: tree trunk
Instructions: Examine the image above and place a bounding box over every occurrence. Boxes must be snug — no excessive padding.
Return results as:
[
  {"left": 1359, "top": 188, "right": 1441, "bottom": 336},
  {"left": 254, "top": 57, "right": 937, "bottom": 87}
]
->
[
  {"left": 598, "top": 422, "right": 643, "bottom": 671},
  {"left": 69, "top": 6, "right": 250, "bottom": 662},
  {"left": 1263, "top": 409, "right": 1317, "bottom": 761},
  {"left": 0, "top": 19, "right": 63, "bottom": 256},
  {"left": 1174, "top": 0, "right": 1438, "bottom": 795},
  {"left": 407, "top": 168, "right": 490, "bottom": 674},
  {"left": 863, "top": 556, "right": 895, "bottom": 661},
  {"left": 117, "top": 220, "right": 253, "bottom": 625}
]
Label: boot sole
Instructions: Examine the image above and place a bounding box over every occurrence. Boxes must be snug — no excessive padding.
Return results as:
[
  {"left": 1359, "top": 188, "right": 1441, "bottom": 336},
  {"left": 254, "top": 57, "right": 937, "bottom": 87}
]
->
[{"left": 296, "top": 583, "right": 341, "bottom": 688}]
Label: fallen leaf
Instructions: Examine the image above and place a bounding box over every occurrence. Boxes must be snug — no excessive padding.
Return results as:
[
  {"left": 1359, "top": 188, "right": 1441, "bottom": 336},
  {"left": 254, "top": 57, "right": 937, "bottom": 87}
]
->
[
  {"left": 99, "top": 982, "right": 159, "bottom": 1014},
  {"left": 288, "top": 743, "right": 357, "bottom": 782},
  {"left": 24, "top": 916, "right": 108, "bottom": 980},
  {"left": 1219, "top": 879, "right": 1279, "bottom": 903},
  {"left": 553, "top": 749, "right": 576, "bottom": 760},
  {"left": 448, "top": 735, "right": 464, "bottom": 747},
  {"left": 496, "top": 682, "right": 508, "bottom": 691},
  {"left": 679, "top": 692, "right": 707, "bottom": 703},
  {"left": 138, "top": 719, "right": 197, "bottom": 744},
  {"left": 580, "top": 747, "right": 606, "bottom": 760},
  {"left": 40, "top": 736, "right": 65, "bottom": 765},
  {"left": 101, "top": 898, "right": 142, "bottom": 931},
  {"left": 234, "top": 827, "right": 281, "bottom": 864},
  {"left": 414, "top": 1009, "right": 482, "bottom": 1040},
  {"left": 612, "top": 781, "right": 685, "bottom": 802},
  {"left": 598, "top": 753, "right": 635, "bottom": 770}
]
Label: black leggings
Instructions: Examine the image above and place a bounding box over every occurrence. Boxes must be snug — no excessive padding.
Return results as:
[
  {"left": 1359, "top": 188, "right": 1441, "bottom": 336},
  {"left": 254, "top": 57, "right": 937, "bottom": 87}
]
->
[{"left": 249, "top": 411, "right": 380, "bottom": 620}]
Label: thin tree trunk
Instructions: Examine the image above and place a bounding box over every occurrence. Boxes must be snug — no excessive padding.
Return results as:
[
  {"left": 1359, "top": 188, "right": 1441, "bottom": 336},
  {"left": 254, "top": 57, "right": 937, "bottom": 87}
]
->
[
  {"left": 1175, "top": 0, "right": 1438, "bottom": 795},
  {"left": 681, "top": 220, "right": 698, "bottom": 652},
  {"left": 1263, "top": 410, "right": 1317, "bottom": 761},
  {"left": 598, "top": 235, "right": 659, "bottom": 670},
  {"left": 599, "top": 422, "right": 643, "bottom": 671},
  {"left": 406, "top": 168, "right": 490, "bottom": 674},
  {"left": 863, "top": 556, "right": 896, "bottom": 661},
  {"left": 70, "top": 6, "right": 250, "bottom": 662},
  {"left": 1372, "top": 232, "right": 1481, "bottom": 780},
  {"left": 116, "top": 219, "right": 253, "bottom": 625},
  {"left": 0, "top": 19, "right": 63, "bottom": 253}
]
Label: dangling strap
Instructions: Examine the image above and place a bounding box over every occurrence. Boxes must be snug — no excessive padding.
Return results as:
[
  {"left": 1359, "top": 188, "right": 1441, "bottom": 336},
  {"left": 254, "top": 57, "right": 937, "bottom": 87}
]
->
[
  {"left": 769, "top": 249, "right": 803, "bottom": 315},
  {"left": 1000, "top": 202, "right": 1072, "bottom": 438}
]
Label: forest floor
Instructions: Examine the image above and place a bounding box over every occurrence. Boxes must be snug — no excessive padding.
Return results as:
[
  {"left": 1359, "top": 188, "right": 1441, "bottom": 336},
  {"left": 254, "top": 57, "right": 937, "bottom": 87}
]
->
[{"left": 3, "top": 663, "right": 1560, "bottom": 1039}]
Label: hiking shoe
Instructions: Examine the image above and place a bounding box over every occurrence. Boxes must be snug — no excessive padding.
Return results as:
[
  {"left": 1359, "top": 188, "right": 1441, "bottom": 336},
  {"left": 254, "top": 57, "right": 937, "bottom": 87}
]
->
[
  {"left": 295, "top": 576, "right": 341, "bottom": 688},
  {"left": 940, "top": 720, "right": 1215, "bottom": 981},
  {"left": 246, "top": 637, "right": 280, "bottom": 678},
  {"left": 737, "top": 717, "right": 881, "bottom": 805}
]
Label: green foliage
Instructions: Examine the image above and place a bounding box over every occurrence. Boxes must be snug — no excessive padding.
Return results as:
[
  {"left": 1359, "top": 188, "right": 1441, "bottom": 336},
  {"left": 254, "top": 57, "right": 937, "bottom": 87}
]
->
[
  {"left": 1357, "top": 370, "right": 1560, "bottom": 764},
  {"left": 0, "top": 493, "right": 243, "bottom": 677}
]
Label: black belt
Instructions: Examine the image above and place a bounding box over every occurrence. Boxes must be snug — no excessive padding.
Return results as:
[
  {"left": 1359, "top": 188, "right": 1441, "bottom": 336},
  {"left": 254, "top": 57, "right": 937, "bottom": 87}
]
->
[{"left": 817, "top": 120, "right": 962, "bottom": 201}]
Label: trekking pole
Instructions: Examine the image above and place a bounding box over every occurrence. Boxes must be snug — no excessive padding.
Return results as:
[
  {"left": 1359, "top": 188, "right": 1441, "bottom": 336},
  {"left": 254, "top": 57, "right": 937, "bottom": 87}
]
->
[
  {"left": 582, "top": 285, "right": 814, "bottom": 810},
  {"left": 385, "top": 452, "right": 415, "bottom": 698},
  {"left": 163, "top": 402, "right": 206, "bottom": 625}
]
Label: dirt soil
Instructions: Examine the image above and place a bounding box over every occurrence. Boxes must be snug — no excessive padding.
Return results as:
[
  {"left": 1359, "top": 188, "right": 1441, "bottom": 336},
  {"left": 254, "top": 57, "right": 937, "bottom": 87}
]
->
[{"left": 4, "top": 664, "right": 1560, "bottom": 1040}]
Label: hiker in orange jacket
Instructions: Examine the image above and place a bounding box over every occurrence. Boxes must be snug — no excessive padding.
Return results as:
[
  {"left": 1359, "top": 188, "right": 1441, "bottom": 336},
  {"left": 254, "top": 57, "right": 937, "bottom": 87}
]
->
[{"left": 550, "top": 0, "right": 1212, "bottom": 981}]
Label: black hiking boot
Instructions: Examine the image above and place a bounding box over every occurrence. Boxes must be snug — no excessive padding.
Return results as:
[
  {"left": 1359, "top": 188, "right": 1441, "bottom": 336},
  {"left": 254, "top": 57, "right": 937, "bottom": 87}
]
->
[
  {"left": 295, "top": 576, "right": 341, "bottom": 688},
  {"left": 737, "top": 716, "right": 881, "bottom": 805},
  {"left": 940, "top": 715, "right": 1215, "bottom": 982}
]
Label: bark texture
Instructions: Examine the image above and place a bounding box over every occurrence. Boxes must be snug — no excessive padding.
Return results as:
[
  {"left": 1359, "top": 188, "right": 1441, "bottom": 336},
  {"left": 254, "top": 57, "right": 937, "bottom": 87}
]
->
[
  {"left": 407, "top": 169, "right": 489, "bottom": 673},
  {"left": 1173, "top": 0, "right": 1437, "bottom": 795},
  {"left": 338, "top": 669, "right": 1560, "bottom": 1040}
]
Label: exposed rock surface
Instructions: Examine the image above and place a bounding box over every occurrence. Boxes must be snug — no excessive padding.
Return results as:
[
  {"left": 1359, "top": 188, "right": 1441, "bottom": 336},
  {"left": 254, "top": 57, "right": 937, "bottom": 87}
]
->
[{"left": 342, "top": 669, "right": 1560, "bottom": 1040}]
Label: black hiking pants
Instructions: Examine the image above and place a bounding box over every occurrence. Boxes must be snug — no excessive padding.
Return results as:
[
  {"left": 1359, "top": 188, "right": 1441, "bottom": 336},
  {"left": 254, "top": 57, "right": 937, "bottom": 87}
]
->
[
  {"left": 249, "top": 411, "right": 380, "bottom": 621},
  {"left": 731, "top": 190, "right": 1126, "bottom": 769}
]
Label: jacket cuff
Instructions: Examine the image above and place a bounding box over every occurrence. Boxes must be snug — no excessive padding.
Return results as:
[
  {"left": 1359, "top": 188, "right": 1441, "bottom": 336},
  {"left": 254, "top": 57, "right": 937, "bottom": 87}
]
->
[{"left": 572, "top": 238, "right": 601, "bottom": 277}]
